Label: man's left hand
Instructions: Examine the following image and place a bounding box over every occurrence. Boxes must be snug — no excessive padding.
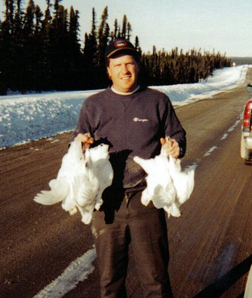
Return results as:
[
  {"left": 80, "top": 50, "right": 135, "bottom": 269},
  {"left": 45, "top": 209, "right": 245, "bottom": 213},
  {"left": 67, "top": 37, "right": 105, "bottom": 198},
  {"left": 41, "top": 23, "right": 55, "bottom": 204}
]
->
[{"left": 160, "top": 138, "right": 180, "bottom": 159}]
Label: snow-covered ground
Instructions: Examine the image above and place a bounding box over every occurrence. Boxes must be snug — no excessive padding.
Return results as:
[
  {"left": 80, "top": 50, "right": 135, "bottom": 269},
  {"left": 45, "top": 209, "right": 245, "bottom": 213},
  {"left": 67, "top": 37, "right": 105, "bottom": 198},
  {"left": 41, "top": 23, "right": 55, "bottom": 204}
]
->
[{"left": 0, "top": 65, "right": 249, "bottom": 150}]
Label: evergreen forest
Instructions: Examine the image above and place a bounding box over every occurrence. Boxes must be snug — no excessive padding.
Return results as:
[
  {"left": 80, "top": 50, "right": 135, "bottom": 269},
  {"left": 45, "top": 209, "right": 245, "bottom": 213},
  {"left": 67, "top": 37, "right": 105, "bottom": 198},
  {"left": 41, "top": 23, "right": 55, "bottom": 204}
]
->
[{"left": 0, "top": 0, "right": 232, "bottom": 95}]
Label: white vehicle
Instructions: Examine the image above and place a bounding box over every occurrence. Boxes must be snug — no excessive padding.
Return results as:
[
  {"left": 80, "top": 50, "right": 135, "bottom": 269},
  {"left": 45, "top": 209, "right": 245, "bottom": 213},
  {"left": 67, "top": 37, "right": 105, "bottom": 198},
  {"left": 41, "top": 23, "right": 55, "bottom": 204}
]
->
[{"left": 241, "top": 84, "right": 252, "bottom": 162}]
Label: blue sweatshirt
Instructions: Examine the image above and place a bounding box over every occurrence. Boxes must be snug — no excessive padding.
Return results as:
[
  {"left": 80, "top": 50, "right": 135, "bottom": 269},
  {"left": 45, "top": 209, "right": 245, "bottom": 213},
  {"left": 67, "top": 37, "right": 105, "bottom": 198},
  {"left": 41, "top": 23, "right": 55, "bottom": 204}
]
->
[{"left": 73, "top": 87, "right": 186, "bottom": 192}]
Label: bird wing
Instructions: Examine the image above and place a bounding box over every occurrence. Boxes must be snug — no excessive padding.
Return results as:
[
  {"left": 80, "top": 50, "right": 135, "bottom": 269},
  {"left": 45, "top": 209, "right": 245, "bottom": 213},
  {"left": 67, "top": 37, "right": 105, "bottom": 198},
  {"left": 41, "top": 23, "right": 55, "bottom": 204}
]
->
[
  {"left": 168, "top": 158, "right": 195, "bottom": 205},
  {"left": 72, "top": 174, "right": 98, "bottom": 224},
  {"left": 34, "top": 178, "right": 69, "bottom": 205}
]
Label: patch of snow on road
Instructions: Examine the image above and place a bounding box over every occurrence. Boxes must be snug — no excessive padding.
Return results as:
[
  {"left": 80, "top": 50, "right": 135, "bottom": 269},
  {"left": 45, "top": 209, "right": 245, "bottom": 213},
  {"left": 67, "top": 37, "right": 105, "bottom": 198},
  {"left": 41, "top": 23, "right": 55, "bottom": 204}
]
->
[{"left": 33, "top": 247, "right": 96, "bottom": 298}]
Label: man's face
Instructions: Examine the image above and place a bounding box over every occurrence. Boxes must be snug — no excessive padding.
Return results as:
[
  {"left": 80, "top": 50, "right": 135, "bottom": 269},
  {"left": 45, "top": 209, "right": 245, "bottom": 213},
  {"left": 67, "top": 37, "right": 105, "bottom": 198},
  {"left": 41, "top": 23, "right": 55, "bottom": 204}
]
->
[{"left": 107, "top": 54, "right": 139, "bottom": 93}]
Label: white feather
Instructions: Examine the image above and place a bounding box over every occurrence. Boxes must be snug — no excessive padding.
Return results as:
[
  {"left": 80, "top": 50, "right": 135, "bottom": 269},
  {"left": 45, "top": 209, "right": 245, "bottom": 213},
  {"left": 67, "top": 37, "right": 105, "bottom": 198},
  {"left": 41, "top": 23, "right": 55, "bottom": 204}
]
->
[
  {"left": 133, "top": 156, "right": 177, "bottom": 210},
  {"left": 34, "top": 178, "right": 69, "bottom": 205},
  {"left": 88, "top": 144, "right": 114, "bottom": 210},
  {"left": 34, "top": 140, "right": 114, "bottom": 224},
  {"left": 167, "top": 156, "right": 195, "bottom": 205},
  {"left": 133, "top": 137, "right": 195, "bottom": 218}
]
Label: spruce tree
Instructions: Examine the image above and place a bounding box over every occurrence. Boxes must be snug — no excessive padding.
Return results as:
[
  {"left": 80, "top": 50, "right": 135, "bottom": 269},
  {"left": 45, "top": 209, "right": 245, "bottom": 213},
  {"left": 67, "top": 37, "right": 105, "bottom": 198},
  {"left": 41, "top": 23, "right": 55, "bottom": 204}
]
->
[
  {"left": 68, "top": 6, "right": 82, "bottom": 89},
  {"left": 83, "top": 8, "right": 98, "bottom": 89}
]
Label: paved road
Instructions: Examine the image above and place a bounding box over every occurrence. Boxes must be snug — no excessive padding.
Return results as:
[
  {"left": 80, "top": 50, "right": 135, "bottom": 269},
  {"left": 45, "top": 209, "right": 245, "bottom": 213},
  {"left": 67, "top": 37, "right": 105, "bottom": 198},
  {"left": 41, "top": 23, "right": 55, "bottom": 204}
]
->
[{"left": 1, "top": 69, "right": 252, "bottom": 298}]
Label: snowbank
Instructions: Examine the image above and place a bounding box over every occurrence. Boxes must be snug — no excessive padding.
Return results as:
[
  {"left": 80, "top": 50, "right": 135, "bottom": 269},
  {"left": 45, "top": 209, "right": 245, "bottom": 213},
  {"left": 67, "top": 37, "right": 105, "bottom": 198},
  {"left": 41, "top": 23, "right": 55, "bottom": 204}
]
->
[{"left": 0, "top": 65, "right": 249, "bottom": 149}]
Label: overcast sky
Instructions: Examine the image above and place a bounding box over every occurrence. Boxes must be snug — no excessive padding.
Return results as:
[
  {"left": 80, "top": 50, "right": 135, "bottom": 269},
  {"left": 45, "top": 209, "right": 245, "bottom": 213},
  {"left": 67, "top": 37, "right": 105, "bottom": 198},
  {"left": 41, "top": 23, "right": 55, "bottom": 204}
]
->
[{"left": 1, "top": 0, "right": 252, "bottom": 57}]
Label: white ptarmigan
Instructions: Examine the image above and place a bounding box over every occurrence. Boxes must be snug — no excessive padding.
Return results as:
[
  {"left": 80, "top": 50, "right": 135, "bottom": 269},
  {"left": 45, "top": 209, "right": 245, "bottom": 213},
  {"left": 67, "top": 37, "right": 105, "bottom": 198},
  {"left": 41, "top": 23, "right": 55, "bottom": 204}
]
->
[
  {"left": 133, "top": 137, "right": 195, "bottom": 218},
  {"left": 34, "top": 140, "right": 114, "bottom": 224}
]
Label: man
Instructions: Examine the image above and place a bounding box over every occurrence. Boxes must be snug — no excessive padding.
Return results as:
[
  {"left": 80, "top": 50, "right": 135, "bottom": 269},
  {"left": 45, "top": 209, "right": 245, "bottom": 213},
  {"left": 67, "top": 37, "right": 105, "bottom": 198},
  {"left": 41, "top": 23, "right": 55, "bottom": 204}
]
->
[{"left": 73, "top": 39, "right": 186, "bottom": 298}]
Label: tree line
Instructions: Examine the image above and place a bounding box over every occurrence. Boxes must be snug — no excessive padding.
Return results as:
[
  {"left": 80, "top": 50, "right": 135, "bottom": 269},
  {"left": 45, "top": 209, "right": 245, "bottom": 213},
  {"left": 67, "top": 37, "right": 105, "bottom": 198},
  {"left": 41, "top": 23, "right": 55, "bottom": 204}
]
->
[{"left": 0, "top": 0, "right": 232, "bottom": 95}]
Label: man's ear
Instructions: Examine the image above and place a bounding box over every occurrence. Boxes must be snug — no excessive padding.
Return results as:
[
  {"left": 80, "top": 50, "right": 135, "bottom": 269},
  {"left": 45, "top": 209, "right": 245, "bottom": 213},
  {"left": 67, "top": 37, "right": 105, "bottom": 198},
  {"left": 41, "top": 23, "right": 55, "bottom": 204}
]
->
[{"left": 107, "top": 67, "right": 111, "bottom": 79}]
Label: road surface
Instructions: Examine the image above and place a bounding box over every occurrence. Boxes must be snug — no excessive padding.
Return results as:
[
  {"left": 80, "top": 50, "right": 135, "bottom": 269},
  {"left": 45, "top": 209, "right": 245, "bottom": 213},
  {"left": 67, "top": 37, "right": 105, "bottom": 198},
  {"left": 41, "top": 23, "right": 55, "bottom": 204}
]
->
[{"left": 1, "top": 69, "right": 252, "bottom": 298}]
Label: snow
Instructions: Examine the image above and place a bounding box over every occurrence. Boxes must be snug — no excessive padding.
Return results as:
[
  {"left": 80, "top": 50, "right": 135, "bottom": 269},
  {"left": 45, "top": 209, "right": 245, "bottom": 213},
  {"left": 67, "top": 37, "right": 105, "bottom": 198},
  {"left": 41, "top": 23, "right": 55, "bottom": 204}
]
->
[
  {"left": 33, "top": 246, "right": 96, "bottom": 298},
  {"left": 0, "top": 65, "right": 249, "bottom": 150}
]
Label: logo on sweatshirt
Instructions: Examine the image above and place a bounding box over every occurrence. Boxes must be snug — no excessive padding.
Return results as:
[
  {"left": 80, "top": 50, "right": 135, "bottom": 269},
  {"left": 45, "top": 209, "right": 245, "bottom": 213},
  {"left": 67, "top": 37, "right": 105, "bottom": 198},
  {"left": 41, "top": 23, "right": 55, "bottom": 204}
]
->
[{"left": 133, "top": 117, "right": 149, "bottom": 123}]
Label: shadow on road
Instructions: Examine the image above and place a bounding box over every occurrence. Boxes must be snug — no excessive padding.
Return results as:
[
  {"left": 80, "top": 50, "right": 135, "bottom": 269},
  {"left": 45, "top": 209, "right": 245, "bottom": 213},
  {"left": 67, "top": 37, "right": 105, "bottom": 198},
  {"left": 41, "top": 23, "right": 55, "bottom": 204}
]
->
[{"left": 193, "top": 255, "right": 252, "bottom": 298}]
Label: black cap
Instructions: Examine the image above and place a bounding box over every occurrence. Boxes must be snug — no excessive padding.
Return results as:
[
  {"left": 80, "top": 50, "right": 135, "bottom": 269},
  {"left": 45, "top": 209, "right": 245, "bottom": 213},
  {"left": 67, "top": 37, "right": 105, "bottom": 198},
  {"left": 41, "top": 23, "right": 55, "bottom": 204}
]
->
[{"left": 105, "top": 39, "right": 138, "bottom": 59}]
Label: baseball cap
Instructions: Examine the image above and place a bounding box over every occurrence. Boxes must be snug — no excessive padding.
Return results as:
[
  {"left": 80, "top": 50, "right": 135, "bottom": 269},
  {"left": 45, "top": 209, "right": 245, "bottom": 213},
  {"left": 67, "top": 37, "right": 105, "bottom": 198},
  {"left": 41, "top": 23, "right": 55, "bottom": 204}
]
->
[{"left": 105, "top": 39, "right": 138, "bottom": 59}]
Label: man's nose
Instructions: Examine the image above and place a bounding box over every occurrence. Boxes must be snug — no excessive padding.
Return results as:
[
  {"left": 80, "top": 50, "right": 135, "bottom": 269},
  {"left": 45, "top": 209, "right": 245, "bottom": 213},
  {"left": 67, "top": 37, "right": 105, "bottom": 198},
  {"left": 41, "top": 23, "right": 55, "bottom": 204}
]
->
[{"left": 122, "top": 64, "right": 129, "bottom": 73}]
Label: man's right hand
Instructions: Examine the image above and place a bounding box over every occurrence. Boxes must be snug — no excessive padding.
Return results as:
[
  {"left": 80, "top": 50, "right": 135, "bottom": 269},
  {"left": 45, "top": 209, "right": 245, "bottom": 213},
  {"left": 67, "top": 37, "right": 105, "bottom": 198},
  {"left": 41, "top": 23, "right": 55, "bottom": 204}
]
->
[{"left": 74, "top": 133, "right": 94, "bottom": 152}]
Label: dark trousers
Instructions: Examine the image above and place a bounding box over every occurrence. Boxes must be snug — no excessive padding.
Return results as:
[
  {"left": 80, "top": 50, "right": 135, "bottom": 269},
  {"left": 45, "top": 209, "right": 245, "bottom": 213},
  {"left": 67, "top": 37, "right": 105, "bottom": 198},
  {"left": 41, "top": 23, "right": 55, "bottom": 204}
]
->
[{"left": 91, "top": 190, "right": 173, "bottom": 298}]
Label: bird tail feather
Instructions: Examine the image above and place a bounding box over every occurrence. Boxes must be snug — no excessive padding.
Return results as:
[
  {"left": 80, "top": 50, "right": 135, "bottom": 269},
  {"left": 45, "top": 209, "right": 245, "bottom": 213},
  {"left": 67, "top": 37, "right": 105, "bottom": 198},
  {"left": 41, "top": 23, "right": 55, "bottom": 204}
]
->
[{"left": 34, "top": 179, "right": 69, "bottom": 205}]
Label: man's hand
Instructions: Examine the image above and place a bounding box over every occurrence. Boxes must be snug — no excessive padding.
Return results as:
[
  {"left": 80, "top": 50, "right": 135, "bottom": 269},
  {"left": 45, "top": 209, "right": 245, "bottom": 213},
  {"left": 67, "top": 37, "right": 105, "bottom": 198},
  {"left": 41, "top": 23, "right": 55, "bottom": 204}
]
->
[
  {"left": 75, "top": 133, "right": 94, "bottom": 152},
  {"left": 160, "top": 137, "right": 180, "bottom": 159}
]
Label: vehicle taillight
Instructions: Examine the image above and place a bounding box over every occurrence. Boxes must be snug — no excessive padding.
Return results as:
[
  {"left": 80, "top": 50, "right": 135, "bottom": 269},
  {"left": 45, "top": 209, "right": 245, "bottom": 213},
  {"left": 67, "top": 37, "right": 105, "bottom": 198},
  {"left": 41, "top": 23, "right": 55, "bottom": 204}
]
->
[{"left": 243, "top": 100, "right": 252, "bottom": 131}]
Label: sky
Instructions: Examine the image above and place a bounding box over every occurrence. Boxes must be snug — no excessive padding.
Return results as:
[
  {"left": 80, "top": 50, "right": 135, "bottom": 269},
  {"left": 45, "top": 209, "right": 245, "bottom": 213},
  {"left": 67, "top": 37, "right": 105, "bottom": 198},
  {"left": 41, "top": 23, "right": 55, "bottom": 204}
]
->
[
  {"left": 0, "top": 0, "right": 252, "bottom": 57},
  {"left": 0, "top": 65, "right": 248, "bottom": 150}
]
